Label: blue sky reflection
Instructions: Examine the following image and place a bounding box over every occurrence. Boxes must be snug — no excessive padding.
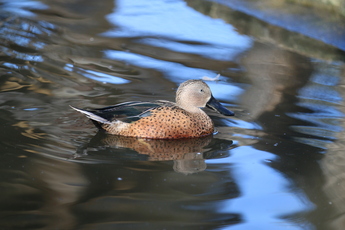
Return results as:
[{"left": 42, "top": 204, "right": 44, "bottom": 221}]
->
[
  {"left": 210, "top": 146, "right": 315, "bottom": 229},
  {"left": 102, "top": 0, "right": 252, "bottom": 60},
  {"left": 104, "top": 49, "right": 243, "bottom": 99}
]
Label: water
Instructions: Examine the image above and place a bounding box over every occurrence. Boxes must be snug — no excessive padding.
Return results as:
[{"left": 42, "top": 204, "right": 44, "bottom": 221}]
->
[{"left": 0, "top": 0, "right": 344, "bottom": 229}]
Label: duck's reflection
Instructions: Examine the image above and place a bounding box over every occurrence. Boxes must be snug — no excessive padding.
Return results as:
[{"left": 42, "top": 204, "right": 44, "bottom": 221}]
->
[{"left": 76, "top": 133, "right": 234, "bottom": 174}]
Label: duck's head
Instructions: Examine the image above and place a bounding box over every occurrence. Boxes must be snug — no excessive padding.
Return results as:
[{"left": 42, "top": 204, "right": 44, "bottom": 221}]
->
[{"left": 176, "top": 80, "right": 234, "bottom": 116}]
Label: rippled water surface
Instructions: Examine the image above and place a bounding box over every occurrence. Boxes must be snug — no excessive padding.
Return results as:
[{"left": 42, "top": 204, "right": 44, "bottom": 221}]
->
[{"left": 0, "top": 0, "right": 345, "bottom": 229}]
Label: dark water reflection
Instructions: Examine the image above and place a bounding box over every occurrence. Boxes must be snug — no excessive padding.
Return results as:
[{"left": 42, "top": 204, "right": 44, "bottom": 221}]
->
[{"left": 0, "top": 0, "right": 345, "bottom": 229}]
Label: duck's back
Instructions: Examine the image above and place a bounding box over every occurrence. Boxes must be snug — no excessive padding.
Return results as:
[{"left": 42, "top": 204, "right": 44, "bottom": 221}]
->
[
  {"left": 72, "top": 100, "right": 214, "bottom": 139},
  {"left": 105, "top": 105, "right": 214, "bottom": 139}
]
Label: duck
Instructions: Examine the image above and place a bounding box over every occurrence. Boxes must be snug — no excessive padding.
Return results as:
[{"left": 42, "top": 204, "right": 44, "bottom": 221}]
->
[{"left": 70, "top": 79, "right": 234, "bottom": 139}]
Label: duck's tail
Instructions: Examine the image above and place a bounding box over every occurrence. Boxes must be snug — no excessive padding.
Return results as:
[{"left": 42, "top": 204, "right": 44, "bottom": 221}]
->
[{"left": 70, "top": 105, "right": 111, "bottom": 125}]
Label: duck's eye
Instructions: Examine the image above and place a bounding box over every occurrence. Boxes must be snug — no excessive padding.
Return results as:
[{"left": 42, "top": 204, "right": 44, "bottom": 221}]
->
[{"left": 200, "top": 89, "right": 204, "bottom": 93}]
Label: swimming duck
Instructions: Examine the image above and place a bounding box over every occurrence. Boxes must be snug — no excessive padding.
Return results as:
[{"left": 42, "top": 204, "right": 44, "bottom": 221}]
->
[{"left": 71, "top": 79, "right": 234, "bottom": 139}]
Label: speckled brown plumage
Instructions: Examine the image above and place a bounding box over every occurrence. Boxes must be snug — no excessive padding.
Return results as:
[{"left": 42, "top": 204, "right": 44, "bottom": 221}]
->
[
  {"left": 103, "top": 105, "right": 214, "bottom": 139},
  {"left": 71, "top": 79, "right": 234, "bottom": 139}
]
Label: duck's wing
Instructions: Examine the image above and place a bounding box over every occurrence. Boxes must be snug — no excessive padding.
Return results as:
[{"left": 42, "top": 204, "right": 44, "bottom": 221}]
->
[{"left": 71, "top": 100, "right": 175, "bottom": 124}]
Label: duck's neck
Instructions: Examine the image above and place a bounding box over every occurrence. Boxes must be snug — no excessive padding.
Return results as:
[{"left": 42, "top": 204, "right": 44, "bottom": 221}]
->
[{"left": 177, "top": 103, "right": 205, "bottom": 114}]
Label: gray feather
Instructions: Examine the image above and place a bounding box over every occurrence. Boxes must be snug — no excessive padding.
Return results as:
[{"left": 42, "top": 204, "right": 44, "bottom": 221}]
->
[{"left": 70, "top": 105, "right": 111, "bottom": 124}]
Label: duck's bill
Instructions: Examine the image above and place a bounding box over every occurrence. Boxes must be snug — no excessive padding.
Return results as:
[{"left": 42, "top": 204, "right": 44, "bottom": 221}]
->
[{"left": 206, "top": 95, "right": 234, "bottom": 116}]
